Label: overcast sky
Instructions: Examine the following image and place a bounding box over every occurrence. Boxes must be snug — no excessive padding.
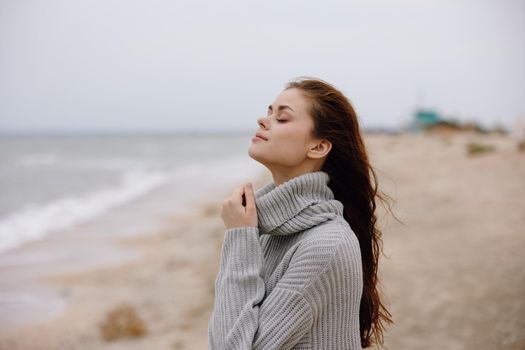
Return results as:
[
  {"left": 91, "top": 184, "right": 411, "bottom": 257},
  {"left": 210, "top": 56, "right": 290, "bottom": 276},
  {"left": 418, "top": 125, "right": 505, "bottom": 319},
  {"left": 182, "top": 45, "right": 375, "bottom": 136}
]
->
[{"left": 1, "top": 0, "right": 524, "bottom": 134}]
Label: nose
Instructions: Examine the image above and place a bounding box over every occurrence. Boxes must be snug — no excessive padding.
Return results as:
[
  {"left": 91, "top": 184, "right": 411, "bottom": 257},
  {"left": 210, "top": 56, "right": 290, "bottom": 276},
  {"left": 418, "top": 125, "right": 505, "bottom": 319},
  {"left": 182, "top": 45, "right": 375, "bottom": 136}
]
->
[{"left": 257, "top": 116, "right": 269, "bottom": 129}]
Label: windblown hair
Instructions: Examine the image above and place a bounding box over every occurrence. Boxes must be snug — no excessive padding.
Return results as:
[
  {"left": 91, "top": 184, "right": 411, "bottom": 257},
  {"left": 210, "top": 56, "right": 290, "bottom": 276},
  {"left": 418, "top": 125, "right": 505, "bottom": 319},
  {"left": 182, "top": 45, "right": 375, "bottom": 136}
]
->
[{"left": 285, "top": 77, "right": 396, "bottom": 348}]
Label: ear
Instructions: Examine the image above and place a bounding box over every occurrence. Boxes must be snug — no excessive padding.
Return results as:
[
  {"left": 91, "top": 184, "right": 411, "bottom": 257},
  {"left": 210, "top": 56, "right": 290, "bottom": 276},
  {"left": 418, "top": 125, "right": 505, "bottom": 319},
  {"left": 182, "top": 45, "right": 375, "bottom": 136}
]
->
[{"left": 307, "top": 139, "right": 332, "bottom": 160}]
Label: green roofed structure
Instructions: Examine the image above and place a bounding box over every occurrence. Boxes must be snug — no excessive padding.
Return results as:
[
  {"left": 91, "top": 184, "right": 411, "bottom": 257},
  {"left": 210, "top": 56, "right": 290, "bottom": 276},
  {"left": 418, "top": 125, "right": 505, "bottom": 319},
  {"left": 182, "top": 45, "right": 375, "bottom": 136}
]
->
[{"left": 415, "top": 109, "right": 440, "bottom": 128}]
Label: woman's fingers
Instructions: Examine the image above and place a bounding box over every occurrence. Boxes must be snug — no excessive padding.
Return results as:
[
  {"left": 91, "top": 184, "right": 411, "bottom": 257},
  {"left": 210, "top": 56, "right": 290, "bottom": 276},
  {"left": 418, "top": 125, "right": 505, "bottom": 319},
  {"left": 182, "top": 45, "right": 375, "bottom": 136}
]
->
[
  {"left": 221, "top": 182, "right": 257, "bottom": 229},
  {"left": 229, "top": 185, "right": 244, "bottom": 206},
  {"left": 244, "top": 183, "right": 255, "bottom": 211}
]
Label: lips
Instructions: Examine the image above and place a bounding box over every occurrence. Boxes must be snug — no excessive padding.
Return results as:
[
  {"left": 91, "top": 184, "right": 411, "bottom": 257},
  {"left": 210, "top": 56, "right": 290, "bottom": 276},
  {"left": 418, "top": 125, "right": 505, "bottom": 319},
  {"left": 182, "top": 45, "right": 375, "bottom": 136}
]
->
[{"left": 255, "top": 132, "right": 268, "bottom": 141}]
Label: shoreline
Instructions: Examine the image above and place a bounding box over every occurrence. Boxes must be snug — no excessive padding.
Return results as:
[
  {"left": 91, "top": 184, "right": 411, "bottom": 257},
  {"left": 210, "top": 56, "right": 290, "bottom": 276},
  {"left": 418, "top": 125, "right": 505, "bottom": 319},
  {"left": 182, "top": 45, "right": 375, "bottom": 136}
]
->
[{"left": 0, "top": 169, "right": 270, "bottom": 342}]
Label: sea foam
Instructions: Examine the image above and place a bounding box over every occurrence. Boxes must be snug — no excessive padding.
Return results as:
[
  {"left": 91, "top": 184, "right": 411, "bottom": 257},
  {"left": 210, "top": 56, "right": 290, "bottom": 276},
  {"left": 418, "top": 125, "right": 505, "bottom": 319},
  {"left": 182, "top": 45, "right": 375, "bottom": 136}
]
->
[
  {"left": 0, "top": 156, "right": 263, "bottom": 254},
  {"left": 0, "top": 169, "right": 168, "bottom": 253}
]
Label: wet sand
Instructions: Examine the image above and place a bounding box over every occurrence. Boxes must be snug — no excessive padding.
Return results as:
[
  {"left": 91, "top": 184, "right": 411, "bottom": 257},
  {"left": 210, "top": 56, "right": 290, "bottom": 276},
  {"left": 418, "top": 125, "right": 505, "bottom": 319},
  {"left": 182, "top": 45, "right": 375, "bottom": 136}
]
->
[{"left": 0, "top": 132, "right": 524, "bottom": 349}]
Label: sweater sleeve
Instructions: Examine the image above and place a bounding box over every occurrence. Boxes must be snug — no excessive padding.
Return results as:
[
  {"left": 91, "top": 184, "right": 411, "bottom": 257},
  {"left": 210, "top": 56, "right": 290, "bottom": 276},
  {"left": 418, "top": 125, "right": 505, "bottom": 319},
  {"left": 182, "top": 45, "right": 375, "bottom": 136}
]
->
[{"left": 207, "top": 226, "right": 313, "bottom": 350}]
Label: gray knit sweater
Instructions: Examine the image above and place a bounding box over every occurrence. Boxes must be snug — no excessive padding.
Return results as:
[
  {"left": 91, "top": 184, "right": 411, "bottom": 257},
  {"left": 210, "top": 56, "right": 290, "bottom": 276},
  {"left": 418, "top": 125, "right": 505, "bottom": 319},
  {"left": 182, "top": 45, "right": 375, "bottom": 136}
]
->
[{"left": 208, "top": 171, "right": 363, "bottom": 349}]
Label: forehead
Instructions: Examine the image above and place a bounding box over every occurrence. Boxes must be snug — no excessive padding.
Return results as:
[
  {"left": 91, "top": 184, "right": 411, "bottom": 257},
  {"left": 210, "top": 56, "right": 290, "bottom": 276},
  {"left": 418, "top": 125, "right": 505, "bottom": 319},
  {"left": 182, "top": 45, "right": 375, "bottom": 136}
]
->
[{"left": 272, "top": 88, "right": 310, "bottom": 113}]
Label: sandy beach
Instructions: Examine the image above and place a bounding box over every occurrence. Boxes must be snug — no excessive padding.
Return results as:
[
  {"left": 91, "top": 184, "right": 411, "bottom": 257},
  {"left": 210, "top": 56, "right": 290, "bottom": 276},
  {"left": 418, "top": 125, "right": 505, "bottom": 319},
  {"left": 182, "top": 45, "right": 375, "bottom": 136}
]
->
[{"left": 0, "top": 132, "right": 524, "bottom": 350}]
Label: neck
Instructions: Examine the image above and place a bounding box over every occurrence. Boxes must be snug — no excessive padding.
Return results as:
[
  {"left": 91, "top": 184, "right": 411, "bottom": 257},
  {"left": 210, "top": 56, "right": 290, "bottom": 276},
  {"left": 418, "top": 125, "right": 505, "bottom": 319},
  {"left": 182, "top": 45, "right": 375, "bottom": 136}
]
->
[{"left": 269, "top": 164, "right": 323, "bottom": 187}]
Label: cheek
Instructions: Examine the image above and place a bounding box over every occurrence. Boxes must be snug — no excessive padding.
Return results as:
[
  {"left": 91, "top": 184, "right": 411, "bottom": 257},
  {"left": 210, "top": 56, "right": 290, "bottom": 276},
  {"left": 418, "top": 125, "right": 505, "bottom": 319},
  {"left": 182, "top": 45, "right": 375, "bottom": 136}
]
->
[
  {"left": 268, "top": 127, "right": 309, "bottom": 159},
  {"left": 274, "top": 126, "right": 309, "bottom": 147}
]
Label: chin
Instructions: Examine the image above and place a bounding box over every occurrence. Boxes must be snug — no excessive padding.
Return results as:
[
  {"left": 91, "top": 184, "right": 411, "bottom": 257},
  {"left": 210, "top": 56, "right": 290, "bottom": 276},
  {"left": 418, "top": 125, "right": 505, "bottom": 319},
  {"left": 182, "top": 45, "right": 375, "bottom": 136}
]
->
[
  {"left": 248, "top": 147, "right": 261, "bottom": 161},
  {"left": 248, "top": 147, "right": 269, "bottom": 166}
]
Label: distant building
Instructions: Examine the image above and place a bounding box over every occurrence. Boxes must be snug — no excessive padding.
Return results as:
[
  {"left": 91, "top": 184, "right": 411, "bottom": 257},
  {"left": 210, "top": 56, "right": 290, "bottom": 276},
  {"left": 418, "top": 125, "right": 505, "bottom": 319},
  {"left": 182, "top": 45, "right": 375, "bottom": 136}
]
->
[
  {"left": 401, "top": 106, "right": 499, "bottom": 135},
  {"left": 415, "top": 109, "right": 440, "bottom": 129},
  {"left": 402, "top": 108, "right": 442, "bottom": 132}
]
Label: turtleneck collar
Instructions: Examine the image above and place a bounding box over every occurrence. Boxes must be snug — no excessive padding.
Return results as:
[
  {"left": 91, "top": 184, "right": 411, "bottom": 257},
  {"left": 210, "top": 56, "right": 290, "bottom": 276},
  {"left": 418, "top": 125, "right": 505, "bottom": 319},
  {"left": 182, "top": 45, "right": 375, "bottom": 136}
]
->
[{"left": 254, "top": 171, "right": 344, "bottom": 236}]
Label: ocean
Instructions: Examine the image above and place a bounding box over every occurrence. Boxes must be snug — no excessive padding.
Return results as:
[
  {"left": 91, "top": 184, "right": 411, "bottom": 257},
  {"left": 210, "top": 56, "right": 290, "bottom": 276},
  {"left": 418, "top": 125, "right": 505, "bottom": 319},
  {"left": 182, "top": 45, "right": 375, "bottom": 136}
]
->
[{"left": 0, "top": 133, "right": 264, "bottom": 255}]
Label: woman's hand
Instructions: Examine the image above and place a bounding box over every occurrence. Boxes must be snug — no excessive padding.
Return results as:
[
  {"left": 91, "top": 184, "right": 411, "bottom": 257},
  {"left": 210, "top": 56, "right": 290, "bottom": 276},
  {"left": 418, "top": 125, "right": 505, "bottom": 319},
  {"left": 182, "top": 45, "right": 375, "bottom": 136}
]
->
[{"left": 221, "top": 182, "right": 258, "bottom": 230}]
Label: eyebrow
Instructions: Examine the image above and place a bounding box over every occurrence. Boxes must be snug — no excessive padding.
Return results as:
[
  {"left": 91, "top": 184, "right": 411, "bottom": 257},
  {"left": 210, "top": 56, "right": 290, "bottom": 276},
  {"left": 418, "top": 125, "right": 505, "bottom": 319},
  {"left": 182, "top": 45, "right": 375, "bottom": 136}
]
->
[{"left": 268, "top": 104, "right": 295, "bottom": 113}]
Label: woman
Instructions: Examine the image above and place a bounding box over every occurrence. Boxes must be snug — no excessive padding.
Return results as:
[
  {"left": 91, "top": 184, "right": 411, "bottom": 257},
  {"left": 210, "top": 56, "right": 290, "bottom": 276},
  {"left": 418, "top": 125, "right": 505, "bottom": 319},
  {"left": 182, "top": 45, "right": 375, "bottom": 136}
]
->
[{"left": 208, "top": 77, "right": 393, "bottom": 349}]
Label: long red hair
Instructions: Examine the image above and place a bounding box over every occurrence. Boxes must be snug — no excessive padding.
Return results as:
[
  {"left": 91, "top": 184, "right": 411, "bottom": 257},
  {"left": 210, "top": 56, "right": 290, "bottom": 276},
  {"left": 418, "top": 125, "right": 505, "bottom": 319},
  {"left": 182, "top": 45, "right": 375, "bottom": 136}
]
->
[{"left": 285, "top": 77, "right": 396, "bottom": 348}]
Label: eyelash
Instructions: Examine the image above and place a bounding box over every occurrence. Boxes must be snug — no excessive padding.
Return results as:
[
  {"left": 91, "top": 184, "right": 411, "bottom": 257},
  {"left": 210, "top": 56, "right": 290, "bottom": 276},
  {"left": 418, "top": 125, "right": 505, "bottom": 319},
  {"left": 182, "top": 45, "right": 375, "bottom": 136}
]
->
[{"left": 267, "top": 112, "right": 287, "bottom": 123}]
